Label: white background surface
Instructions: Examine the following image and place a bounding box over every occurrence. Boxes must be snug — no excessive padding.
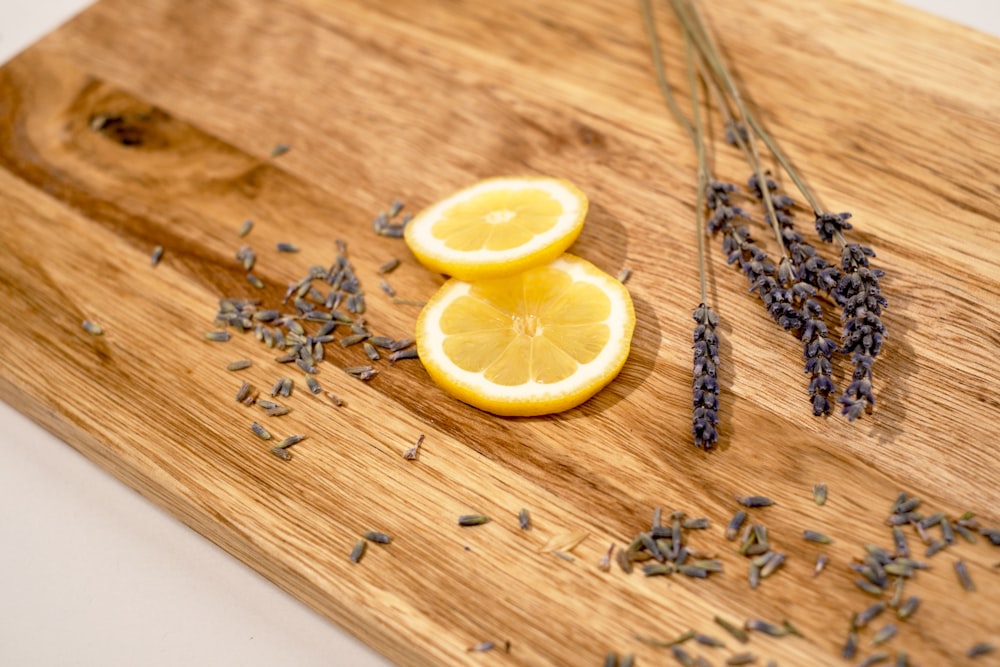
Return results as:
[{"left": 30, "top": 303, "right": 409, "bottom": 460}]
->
[{"left": 1, "top": 2, "right": 999, "bottom": 666}]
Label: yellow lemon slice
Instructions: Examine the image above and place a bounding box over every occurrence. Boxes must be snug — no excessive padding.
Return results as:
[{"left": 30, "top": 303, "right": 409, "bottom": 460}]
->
[
  {"left": 404, "top": 176, "right": 588, "bottom": 281},
  {"left": 415, "top": 254, "right": 635, "bottom": 416}
]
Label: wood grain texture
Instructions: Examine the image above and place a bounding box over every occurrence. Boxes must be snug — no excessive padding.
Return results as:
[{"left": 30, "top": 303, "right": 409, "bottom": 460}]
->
[{"left": 1, "top": 0, "right": 998, "bottom": 664}]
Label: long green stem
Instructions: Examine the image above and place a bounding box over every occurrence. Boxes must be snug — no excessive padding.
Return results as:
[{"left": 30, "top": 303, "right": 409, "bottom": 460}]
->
[
  {"left": 640, "top": 0, "right": 694, "bottom": 143},
  {"left": 746, "top": 115, "right": 848, "bottom": 248},
  {"left": 697, "top": 57, "right": 792, "bottom": 271},
  {"left": 744, "top": 115, "right": 822, "bottom": 215},
  {"left": 670, "top": 0, "right": 788, "bottom": 264},
  {"left": 673, "top": 0, "right": 846, "bottom": 249},
  {"left": 685, "top": 32, "right": 709, "bottom": 305},
  {"left": 641, "top": 0, "right": 708, "bottom": 304}
]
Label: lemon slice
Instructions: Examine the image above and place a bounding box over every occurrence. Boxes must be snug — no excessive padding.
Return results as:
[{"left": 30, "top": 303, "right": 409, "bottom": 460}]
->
[
  {"left": 404, "top": 176, "right": 588, "bottom": 281},
  {"left": 415, "top": 254, "right": 635, "bottom": 416}
]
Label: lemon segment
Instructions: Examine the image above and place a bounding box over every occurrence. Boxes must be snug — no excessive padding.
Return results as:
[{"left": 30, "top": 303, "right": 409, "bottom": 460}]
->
[
  {"left": 415, "top": 254, "right": 635, "bottom": 416},
  {"left": 404, "top": 176, "right": 588, "bottom": 281}
]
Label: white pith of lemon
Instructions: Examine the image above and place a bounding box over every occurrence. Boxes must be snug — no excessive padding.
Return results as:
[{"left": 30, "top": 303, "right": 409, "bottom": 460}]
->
[
  {"left": 415, "top": 254, "right": 635, "bottom": 416},
  {"left": 403, "top": 176, "right": 588, "bottom": 281}
]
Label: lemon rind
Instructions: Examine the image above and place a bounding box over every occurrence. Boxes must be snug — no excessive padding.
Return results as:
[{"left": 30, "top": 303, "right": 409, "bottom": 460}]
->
[{"left": 404, "top": 176, "right": 588, "bottom": 281}]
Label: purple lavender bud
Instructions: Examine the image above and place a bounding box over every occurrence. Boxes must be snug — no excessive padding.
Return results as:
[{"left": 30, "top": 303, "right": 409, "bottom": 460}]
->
[
  {"left": 692, "top": 304, "right": 721, "bottom": 450},
  {"left": 815, "top": 211, "right": 853, "bottom": 242}
]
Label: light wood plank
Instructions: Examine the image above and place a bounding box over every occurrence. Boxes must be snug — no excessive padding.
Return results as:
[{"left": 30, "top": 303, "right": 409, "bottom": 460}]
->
[{"left": 1, "top": 1, "right": 998, "bottom": 664}]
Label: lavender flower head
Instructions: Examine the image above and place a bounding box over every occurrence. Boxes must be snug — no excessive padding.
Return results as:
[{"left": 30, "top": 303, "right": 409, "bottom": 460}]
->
[
  {"left": 833, "top": 242, "right": 887, "bottom": 420},
  {"left": 692, "top": 304, "right": 720, "bottom": 450},
  {"left": 706, "top": 179, "right": 737, "bottom": 210},
  {"left": 705, "top": 179, "right": 794, "bottom": 337},
  {"left": 815, "top": 211, "right": 853, "bottom": 242},
  {"left": 793, "top": 282, "right": 839, "bottom": 415},
  {"left": 724, "top": 120, "right": 748, "bottom": 146},
  {"left": 754, "top": 188, "right": 841, "bottom": 413}
]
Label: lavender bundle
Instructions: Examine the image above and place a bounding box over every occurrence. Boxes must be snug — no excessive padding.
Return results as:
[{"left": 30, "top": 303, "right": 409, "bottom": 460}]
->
[
  {"left": 643, "top": 0, "right": 888, "bottom": 447},
  {"left": 753, "top": 131, "right": 888, "bottom": 421}
]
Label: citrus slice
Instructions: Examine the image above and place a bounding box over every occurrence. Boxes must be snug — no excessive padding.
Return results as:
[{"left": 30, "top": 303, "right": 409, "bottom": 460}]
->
[
  {"left": 404, "top": 176, "right": 588, "bottom": 281},
  {"left": 415, "top": 254, "right": 635, "bottom": 416}
]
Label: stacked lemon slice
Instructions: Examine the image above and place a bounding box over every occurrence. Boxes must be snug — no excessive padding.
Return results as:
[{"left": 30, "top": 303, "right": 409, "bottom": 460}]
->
[{"left": 405, "top": 176, "right": 635, "bottom": 417}]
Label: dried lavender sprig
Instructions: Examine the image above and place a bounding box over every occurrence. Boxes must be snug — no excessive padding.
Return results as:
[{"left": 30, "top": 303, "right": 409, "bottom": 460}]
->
[
  {"left": 642, "top": 0, "right": 722, "bottom": 450},
  {"left": 640, "top": 0, "right": 695, "bottom": 143},
  {"left": 754, "top": 183, "right": 839, "bottom": 415},
  {"left": 699, "top": 71, "right": 791, "bottom": 279},
  {"left": 713, "top": 215, "right": 785, "bottom": 322},
  {"left": 833, "top": 243, "right": 888, "bottom": 420},
  {"left": 683, "top": 45, "right": 725, "bottom": 449},
  {"left": 692, "top": 305, "right": 719, "bottom": 450}
]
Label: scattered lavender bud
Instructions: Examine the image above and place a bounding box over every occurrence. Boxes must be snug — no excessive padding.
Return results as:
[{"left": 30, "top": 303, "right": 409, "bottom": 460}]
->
[
  {"left": 458, "top": 514, "right": 490, "bottom": 527},
  {"left": 857, "top": 652, "right": 890, "bottom": 667},
  {"left": 896, "top": 596, "right": 920, "bottom": 620},
  {"left": 726, "top": 510, "right": 747, "bottom": 540},
  {"left": 855, "top": 602, "right": 885, "bottom": 629},
  {"left": 82, "top": 320, "right": 104, "bottom": 335},
  {"left": 870, "top": 623, "right": 897, "bottom": 646},
  {"left": 803, "top": 529, "right": 832, "bottom": 544},
  {"left": 968, "top": 643, "right": 995, "bottom": 658},
  {"left": 954, "top": 560, "right": 975, "bottom": 591},
  {"left": 812, "top": 483, "right": 828, "bottom": 505},
  {"left": 738, "top": 495, "right": 774, "bottom": 508},
  {"left": 349, "top": 539, "right": 367, "bottom": 563}
]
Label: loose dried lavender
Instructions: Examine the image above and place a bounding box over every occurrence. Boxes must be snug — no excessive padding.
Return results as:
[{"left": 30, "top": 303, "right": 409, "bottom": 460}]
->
[
  {"left": 349, "top": 539, "right": 367, "bottom": 563},
  {"left": 619, "top": 508, "right": 722, "bottom": 582},
  {"left": 403, "top": 434, "right": 424, "bottom": 461},
  {"left": 870, "top": 623, "right": 897, "bottom": 646},
  {"left": 372, "top": 199, "right": 410, "bottom": 237},
  {"left": 968, "top": 643, "right": 995, "bottom": 658},
  {"left": 854, "top": 602, "right": 886, "bottom": 629},
  {"left": 362, "top": 530, "right": 392, "bottom": 544},
  {"left": 458, "top": 514, "right": 490, "bottom": 527}
]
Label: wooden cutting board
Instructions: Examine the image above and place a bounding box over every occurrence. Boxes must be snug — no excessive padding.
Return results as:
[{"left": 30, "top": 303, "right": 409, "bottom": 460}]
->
[{"left": 2, "top": 0, "right": 998, "bottom": 664}]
